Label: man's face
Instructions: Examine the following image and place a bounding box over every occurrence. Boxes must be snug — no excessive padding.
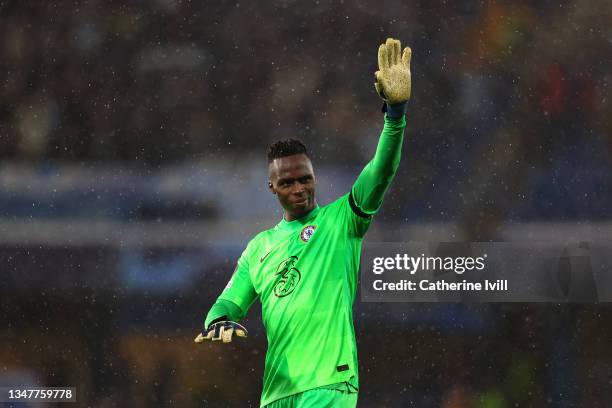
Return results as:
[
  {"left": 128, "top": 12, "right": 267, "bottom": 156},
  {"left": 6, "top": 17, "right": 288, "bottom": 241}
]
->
[{"left": 268, "top": 154, "right": 316, "bottom": 221}]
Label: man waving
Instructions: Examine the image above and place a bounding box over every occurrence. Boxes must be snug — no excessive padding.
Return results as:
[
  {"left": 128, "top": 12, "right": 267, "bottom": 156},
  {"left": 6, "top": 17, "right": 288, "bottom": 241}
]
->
[{"left": 196, "top": 38, "right": 412, "bottom": 408}]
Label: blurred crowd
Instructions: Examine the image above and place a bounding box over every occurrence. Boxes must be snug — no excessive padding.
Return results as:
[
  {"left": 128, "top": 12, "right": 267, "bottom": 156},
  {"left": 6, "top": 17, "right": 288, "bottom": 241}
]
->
[{"left": 1, "top": 0, "right": 611, "bottom": 235}]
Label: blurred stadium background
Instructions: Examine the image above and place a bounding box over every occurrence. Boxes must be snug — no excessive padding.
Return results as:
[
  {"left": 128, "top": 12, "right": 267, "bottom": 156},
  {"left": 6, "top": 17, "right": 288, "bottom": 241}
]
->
[{"left": 1, "top": 0, "right": 612, "bottom": 406}]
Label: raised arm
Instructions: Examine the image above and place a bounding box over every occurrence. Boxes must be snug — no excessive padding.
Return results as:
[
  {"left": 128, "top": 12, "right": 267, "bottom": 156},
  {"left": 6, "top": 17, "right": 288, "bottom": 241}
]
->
[
  {"left": 351, "top": 114, "right": 406, "bottom": 214},
  {"left": 351, "top": 38, "right": 411, "bottom": 215}
]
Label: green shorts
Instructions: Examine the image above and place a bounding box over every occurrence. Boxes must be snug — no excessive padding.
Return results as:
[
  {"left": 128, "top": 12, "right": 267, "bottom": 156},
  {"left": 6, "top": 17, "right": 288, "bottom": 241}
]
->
[{"left": 263, "top": 381, "right": 358, "bottom": 408}]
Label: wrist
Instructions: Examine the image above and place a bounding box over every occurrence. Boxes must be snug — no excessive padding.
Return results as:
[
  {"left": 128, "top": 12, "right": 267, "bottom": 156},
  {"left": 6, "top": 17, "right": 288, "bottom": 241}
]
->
[
  {"left": 206, "top": 315, "right": 227, "bottom": 330},
  {"left": 383, "top": 101, "right": 407, "bottom": 118}
]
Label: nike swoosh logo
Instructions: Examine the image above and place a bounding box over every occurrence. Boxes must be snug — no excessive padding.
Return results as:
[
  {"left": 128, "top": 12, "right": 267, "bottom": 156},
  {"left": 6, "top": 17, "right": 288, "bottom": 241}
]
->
[{"left": 260, "top": 249, "right": 273, "bottom": 263}]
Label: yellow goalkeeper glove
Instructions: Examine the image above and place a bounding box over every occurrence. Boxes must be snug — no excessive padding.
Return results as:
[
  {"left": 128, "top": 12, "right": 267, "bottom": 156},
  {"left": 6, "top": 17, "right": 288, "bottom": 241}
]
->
[
  {"left": 194, "top": 320, "right": 248, "bottom": 344},
  {"left": 374, "top": 38, "right": 412, "bottom": 105}
]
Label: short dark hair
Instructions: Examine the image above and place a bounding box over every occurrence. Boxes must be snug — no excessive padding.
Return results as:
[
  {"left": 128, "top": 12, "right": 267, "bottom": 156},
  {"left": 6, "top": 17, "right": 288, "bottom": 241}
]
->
[{"left": 267, "top": 138, "right": 309, "bottom": 163}]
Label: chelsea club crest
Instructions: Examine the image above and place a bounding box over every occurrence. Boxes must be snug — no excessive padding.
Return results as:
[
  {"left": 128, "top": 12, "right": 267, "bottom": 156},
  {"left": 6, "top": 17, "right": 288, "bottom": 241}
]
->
[{"left": 300, "top": 225, "right": 316, "bottom": 242}]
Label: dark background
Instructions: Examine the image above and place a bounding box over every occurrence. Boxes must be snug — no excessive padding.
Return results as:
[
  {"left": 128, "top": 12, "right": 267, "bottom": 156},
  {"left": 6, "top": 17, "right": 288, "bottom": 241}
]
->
[{"left": 1, "top": 0, "right": 611, "bottom": 406}]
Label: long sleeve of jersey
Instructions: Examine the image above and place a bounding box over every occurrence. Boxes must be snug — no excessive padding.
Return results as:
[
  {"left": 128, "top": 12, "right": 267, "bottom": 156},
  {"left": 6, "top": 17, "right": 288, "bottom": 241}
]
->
[
  {"left": 351, "top": 113, "right": 406, "bottom": 215},
  {"left": 204, "top": 249, "right": 258, "bottom": 328},
  {"left": 204, "top": 299, "right": 245, "bottom": 328}
]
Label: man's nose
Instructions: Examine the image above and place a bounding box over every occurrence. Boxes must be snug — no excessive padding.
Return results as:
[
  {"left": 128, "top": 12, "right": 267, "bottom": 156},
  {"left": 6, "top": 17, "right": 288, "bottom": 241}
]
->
[{"left": 291, "top": 182, "right": 305, "bottom": 194}]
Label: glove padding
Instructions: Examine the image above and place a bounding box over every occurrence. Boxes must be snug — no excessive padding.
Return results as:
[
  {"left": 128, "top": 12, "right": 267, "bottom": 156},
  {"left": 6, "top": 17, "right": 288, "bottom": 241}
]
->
[
  {"left": 194, "top": 320, "right": 248, "bottom": 344},
  {"left": 374, "top": 38, "right": 412, "bottom": 104}
]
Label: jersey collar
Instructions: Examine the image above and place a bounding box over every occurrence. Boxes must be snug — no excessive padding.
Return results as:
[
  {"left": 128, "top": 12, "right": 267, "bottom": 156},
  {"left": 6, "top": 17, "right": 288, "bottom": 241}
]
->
[{"left": 277, "top": 205, "right": 320, "bottom": 231}]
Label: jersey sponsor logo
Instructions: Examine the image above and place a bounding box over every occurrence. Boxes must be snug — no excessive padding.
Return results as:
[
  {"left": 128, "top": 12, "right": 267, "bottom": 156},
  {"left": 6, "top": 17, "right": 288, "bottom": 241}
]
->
[
  {"left": 273, "top": 256, "right": 301, "bottom": 297},
  {"left": 260, "top": 248, "right": 273, "bottom": 263},
  {"left": 300, "top": 225, "right": 317, "bottom": 242}
]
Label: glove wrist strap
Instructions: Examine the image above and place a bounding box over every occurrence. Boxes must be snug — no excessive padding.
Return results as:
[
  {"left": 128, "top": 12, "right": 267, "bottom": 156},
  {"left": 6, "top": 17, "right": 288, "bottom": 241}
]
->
[
  {"left": 382, "top": 101, "right": 407, "bottom": 118},
  {"left": 206, "top": 315, "right": 227, "bottom": 330}
]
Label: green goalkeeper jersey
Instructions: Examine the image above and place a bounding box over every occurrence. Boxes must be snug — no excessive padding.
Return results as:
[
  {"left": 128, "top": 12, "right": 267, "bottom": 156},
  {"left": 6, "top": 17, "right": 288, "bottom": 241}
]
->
[{"left": 205, "top": 114, "right": 406, "bottom": 407}]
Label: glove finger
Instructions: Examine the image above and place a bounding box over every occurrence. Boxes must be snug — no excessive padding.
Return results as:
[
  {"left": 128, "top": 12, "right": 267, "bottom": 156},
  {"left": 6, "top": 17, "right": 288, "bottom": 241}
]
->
[
  {"left": 374, "top": 70, "right": 382, "bottom": 83},
  {"left": 374, "top": 82, "right": 385, "bottom": 99},
  {"left": 195, "top": 327, "right": 216, "bottom": 342},
  {"left": 204, "top": 327, "right": 215, "bottom": 340},
  {"left": 385, "top": 38, "right": 395, "bottom": 67},
  {"left": 204, "top": 328, "right": 215, "bottom": 340},
  {"left": 377, "top": 44, "right": 389, "bottom": 72},
  {"left": 212, "top": 324, "right": 223, "bottom": 341},
  {"left": 232, "top": 322, "right": 248, "bottom": 337},
  {"left": 374, "top": 71, "right": 386, "bottom": 98},
  {"left": 222, "top": 326, "right": 234, "bottom": 343},
  {"left": 394, "top": 39, "right": 401, "bottom": 65},
  {"left": 402, "top": 47, "right": 412, "bottom": 70}
]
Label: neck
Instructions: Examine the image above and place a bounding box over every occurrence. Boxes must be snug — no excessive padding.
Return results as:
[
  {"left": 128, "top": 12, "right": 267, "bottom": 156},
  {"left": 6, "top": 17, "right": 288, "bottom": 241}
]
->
[{"left": 284, "top": 203, "right": 317, "bottom": 221}]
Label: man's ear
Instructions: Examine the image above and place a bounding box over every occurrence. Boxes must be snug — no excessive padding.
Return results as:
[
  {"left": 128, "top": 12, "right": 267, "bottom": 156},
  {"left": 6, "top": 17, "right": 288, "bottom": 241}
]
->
[{"left": 268, "top": 181, "right": 276, "bottom": 194}]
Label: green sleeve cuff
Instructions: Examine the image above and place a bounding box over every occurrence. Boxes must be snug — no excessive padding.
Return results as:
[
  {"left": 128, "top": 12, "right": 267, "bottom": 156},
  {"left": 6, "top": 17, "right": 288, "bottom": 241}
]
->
[
  {"left": 384, "top": 101, "right": 407, "bottom": 118},
  {"left": 204, "top": 299, "right": 245, "bottom": 328}
]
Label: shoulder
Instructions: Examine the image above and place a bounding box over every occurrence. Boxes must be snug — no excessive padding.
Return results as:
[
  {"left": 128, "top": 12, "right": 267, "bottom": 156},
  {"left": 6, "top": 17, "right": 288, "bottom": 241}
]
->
[
  {"left": 320, "top": 193, "right": 373, "bottom": 238},
  {"left": 320, "top": 193, "right": 351, "bottom": 213},
  {"left": 243, "top": 226, "right": 278, "bottom": 254},
  {"left": 321, "top": 193, "right": 371, "bottom": 219},
  {"left": 251, "top": 227, "right": 277, "bottom": 243},
  {"left": 318, "top": 193, "right": 363, "bottom": 222}
]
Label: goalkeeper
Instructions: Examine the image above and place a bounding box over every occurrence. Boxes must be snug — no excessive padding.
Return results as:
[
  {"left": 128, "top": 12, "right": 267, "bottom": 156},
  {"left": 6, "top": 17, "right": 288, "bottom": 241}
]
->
[{"left": 195, "top": 38, "right": 412, "bottom": 408}]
